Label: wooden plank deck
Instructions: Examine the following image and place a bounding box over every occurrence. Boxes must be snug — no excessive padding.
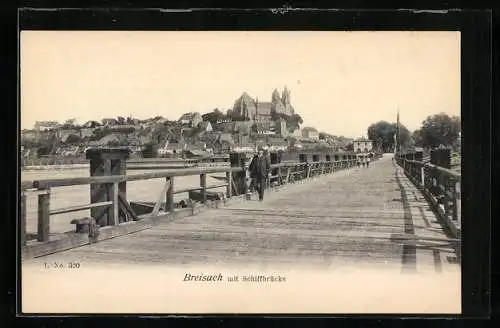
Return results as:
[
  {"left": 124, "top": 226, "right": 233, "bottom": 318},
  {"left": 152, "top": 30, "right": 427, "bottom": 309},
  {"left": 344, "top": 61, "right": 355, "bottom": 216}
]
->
[{"left": 24, "top": 155, "right": 460, "bottom": 274}]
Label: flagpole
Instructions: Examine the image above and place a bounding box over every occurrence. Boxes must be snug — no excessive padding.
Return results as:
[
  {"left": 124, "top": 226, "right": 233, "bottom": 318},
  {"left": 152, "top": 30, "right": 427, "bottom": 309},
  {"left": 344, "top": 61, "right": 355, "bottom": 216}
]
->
[
  {"left": 397, "top": 108, "right": 400, "bottom": 154},
  {"left": 394, "top": 107, "right": 400, "bottom": 155}
]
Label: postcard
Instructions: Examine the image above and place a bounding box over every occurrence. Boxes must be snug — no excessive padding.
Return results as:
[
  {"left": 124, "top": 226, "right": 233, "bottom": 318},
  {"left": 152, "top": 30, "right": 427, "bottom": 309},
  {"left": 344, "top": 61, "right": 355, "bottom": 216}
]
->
[{"left": 20, "top": 30, "right": 461, "bottom": 314}]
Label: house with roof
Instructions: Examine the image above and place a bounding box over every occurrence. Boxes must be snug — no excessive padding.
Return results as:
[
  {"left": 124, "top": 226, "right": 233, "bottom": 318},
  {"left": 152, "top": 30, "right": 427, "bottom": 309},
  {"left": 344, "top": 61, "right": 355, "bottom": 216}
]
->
[
  {"left": 353, "top": 137, "right": 373, "bottom": 153},
  {"left": 109, "top": 124, "right": 136, "bottom": 132},
  {"left": 57, "top": 127, "right": 80, "bottom": 141},
  {"left": 82, "top": 120, "right": 101, "bottom": 128},
  {"left": 101, "top": 118, "right": 119, "bottom": 126},
  {"left": 21, "top": 130, "right": 37, "bottom": 142},
  {"left": 233, "top": 121, "right": 252, "bottom": 135},
  {"left": 198, "top": 121, "right": 213, "bottom": 133},
  {"left": 254, "top": 101, "right": 273, "bottom": 122},
  {"left": 253, "top": 122, "right": 275, "bottom": 135},
  {"left": 216, "top": 117, "right": 232, "bottom": 124},
  {"left": 34, "top": 121, "right": 60, "bottom": 131},
  {"left": 301, "top": 127, "right": 320, "bottom": 140},
  {"left": 215, "top": 122, "right": 233, "bottom": 133},
  {"left": 157, "top": 141, "right": 186, "bottom": 157},
  {"left": 179, "top": 112, "right": 203, "bottom": 128}
]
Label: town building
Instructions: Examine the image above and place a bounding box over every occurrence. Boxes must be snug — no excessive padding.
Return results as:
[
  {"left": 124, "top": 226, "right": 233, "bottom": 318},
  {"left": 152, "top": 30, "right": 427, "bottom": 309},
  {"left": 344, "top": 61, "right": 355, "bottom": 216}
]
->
[
  {"left": 21, "top": 130, "right": 38, "bottom": 141},
  {"left": 34, "top": 121, "right": 59, "bottom": 131},
  {"left": 199, "top": 121, "right": 213, "bottom": 133},
  {"left": 353, "top": 137, "right": 373, "bottom": 153},
  {"left": 179, "top": 112, "right": 203, "bottom": 128},
  {"left": 56, "top": 128, "right": 80, "bottom": 142},
  {"left": 274, "top": 118, "right": 288, "bottom": 137},
  {"left": 254, "top": 100, "right": 273, "bottom": 122},
  {"left": 231, "top": 86, "right": 295, "bottom": 122},
  {"left": 301, "top": 127, "right": 319, "bottom": 140},
  {"left": 101, "top": 118, "right": 119, "bottom": 126}
]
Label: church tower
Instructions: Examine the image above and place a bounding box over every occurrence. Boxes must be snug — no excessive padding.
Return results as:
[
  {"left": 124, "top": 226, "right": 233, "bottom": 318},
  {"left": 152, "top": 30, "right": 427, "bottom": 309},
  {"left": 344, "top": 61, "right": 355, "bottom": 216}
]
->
[{"left": 282, "top": 85, "right": 290, "bottom": 105}]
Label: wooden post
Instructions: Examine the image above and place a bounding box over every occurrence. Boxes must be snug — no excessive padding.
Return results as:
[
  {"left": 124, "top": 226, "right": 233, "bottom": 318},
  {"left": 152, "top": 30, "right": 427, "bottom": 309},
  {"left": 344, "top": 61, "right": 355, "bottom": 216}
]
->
[
  {"left": 88, "top": 156, "right": 108, "bottom": 227},
  {"left": 307, "top": 164, "right": 311, "bottom": 178},
  {"left": 225, "top": 171, "right": 232, "bottom": 198},
  {"left": 166, "top": 177, "right": 174, "bottom": 212},
  {"left": 285, "top": 167, "right": 290, "bottom": 184},
  {"left": 37, "top": 189, "right": 50, "bottom": 242},
  {"left": 20, "top": 192, "right": 26, "bottom": 246},
  {"left": 321, "top": 162, "right": 325, "bottom": 175},
  {"left": 86, "top": 148, "right": 130, "bottom": 226},
  {"left": 110, "top": 182, "right": 119, "bottom": 225},
  {"left": 229, "top": 152, "right": 247, "bottom": 196},
  {"left": 200, "top": 173, "right": 207, "bottom": 204}
]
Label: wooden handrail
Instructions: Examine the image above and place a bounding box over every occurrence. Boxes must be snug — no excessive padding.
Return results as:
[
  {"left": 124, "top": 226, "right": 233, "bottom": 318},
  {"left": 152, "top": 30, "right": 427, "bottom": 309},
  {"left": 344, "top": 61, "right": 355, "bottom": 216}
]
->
[
  {"left": 402, "top": 159, "right": 461, "bottom": 180},
  {"left": 395, "top": 156, "right": 461, "bottom": 226},
  {"left": 21, "top": 157, "right": 365, "bottom": 247},
  {"left": 21, "top": 160, "right": 355, "bottom": 190}
]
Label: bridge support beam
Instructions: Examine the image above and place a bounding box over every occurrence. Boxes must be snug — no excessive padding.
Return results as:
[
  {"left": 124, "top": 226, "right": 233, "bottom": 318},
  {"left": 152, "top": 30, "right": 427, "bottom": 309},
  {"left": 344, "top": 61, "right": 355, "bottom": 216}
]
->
[{"left": 86, "top": 148, "right": 130, "bottom": 227}]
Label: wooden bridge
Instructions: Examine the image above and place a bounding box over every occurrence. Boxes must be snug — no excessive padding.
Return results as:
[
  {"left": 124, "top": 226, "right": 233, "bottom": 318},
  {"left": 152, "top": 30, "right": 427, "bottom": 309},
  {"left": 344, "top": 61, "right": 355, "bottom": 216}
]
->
[{"left": 21, "top": 151, "right": 461, "bottom": 274}]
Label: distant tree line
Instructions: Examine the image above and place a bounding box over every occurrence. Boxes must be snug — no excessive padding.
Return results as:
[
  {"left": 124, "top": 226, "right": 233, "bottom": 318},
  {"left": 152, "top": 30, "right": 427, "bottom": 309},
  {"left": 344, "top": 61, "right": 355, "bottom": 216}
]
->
[{"left": 366, "top": 112, "right": 460, "bottom": 153}]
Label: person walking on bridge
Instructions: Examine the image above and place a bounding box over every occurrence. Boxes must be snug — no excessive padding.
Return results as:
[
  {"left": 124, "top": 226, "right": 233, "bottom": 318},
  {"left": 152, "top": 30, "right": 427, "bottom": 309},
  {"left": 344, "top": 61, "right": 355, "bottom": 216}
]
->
[{"left": 249, "top": 146, "right": 271, "bottom": 201}]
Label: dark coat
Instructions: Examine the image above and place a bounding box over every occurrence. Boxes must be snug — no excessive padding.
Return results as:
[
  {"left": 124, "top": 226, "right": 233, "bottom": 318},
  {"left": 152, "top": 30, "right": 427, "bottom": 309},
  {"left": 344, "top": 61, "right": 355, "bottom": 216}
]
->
[{"left": 249, "top": 154, "right": 271, "bottom": 179}]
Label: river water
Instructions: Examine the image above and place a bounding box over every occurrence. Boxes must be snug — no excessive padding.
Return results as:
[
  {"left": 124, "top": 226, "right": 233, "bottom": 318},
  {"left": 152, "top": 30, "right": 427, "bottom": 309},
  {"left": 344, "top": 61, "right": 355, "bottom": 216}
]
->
[{"left": 21, "top": 168, "right": 228, "bottom": 235}]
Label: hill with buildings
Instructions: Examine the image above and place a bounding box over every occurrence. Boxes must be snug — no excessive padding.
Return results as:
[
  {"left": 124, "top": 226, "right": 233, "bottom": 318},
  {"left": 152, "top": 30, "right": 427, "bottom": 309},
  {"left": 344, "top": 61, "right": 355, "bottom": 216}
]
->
[{"left": 21, "top": 86, "right": 347, "bottom": 159}]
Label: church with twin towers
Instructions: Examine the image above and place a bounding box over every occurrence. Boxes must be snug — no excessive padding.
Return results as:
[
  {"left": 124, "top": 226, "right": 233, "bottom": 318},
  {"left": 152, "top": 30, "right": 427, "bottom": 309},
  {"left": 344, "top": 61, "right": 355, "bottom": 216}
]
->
[{"left": 232, "top": 86, "right": 295, "bottom": 122}]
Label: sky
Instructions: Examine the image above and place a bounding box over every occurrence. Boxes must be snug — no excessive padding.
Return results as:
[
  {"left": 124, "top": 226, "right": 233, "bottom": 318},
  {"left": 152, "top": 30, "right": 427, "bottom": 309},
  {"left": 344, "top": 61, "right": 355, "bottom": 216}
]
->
[{"left": 21, "top": 31, "right": 460, "bottom": 139}]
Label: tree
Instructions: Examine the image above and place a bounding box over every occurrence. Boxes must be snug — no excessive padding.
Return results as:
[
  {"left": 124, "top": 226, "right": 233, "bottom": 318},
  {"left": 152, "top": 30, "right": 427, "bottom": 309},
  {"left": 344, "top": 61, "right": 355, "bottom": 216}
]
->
[
  {"left": 367, "top": 121, "right": 392, "bottom": 152},
  {"left": 412, "top": 129, "right": 423, "bottom": 147},
  {"left": 286, "top": 114, "right": 303, "bottom": 132},
  {"left": 202, "top": 108, "right": 228, "bottom": 126},
  {"left": 418, "top": 113, "right": 460, "bottom": 148},
  {"left": 367, "top": 120, "right": 411, "bottom": 153},
  {"left": 116, "top": 116, "right": 126, "bottom": 125},
  {"left": 345, "top": 142, "right": 354, "bottom": 151},
  {"left": 397, "top": 124, "right": 412, "bottom": 151},
  {"left": 64, "top": 118, "right": 76, "bottom": 126}
]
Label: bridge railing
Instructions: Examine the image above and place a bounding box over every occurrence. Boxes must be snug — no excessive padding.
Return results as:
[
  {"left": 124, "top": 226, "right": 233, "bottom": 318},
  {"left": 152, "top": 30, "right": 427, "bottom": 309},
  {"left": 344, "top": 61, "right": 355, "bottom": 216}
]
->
[
  {"left": 395, "top": 154, "right": 461, "bottom": 230},
  {"left": 21, "top": 155, "right": 229, "bottom": 168},
  {"left": 20, "top": 158, "right": 359, "bottom": 249}
]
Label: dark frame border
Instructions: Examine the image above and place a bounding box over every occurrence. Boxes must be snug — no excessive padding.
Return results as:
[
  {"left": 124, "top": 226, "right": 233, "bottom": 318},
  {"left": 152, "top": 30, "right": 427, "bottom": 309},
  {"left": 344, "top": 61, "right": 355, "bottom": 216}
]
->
[{"left": 12, "top": 7, "right": 491, "bottom": 322}]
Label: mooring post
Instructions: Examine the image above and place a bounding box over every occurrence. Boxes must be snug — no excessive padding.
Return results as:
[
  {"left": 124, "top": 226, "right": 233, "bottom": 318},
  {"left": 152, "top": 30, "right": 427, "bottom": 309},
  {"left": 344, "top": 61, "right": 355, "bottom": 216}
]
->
[
  {"left": 200, "top": 173, "right": 207, "bottom": 204},
  {"left": 166, "top": 177, "right": 174, "bottom": 212},
  {"left": 37, "top": 189, "right": 50, "bottom": 242},
  {"left": 86, "top": 147, "right": 130, "bottom": 227}
]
